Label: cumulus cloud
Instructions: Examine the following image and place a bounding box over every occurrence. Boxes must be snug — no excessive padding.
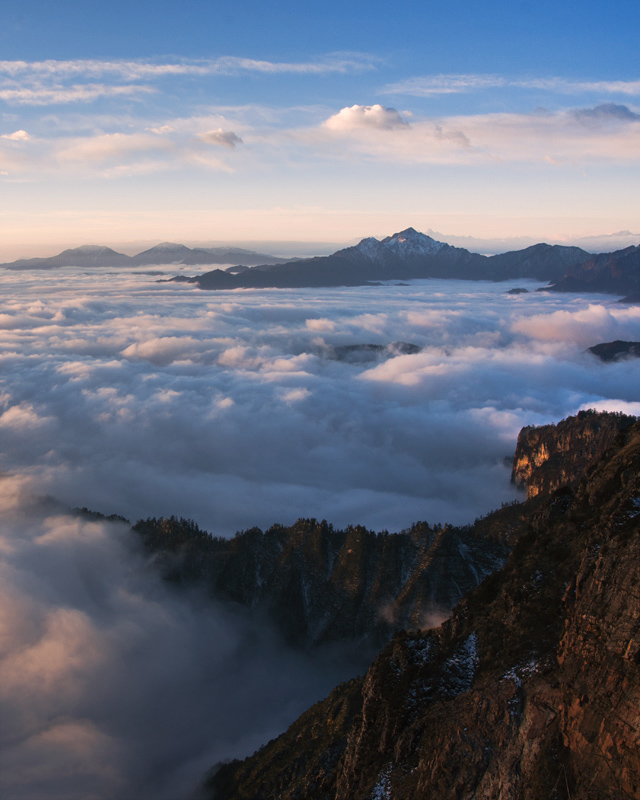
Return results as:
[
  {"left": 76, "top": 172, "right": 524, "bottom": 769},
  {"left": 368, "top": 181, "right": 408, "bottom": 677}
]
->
[
  {"left": 324, "top": 104, "right": 409, "bottom": 131},
  {"left": 1, "top": 129, "right": 29, "bottom": 140},
  {"left": 197, "top": 128, "right": 244, "bottom": 148}
]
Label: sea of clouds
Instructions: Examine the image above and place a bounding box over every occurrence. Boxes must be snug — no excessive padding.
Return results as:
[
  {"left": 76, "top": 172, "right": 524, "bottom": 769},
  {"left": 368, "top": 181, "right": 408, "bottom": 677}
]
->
[{"left": 2, "top": 267, "right": 640, "bottom": 798}]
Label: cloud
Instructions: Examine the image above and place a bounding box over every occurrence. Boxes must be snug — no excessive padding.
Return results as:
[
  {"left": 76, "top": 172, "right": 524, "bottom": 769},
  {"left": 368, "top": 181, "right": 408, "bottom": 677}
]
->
[
  {"left": 196, "top": 128, "right": 244, "bottom": 148},
  {"left": 56, "top": 132, "right": 175, "bottom": 165},
  {"left": 0, "top": 54, "right": 375, "bottom": 85},
  {"left": 0, "top": 83, "right": 155, "bottom": 105},
  {"left": 0, "top": 502, "right": 362, "bottom": 800},
  {"left": 571, "top": 102, "right": 640, "bottom": 123},
  {"left": 381, "top": 73, "right": 640, "bottom": 97},
  {"left": 1, "top": 129, "right": 29, "bottom": 140},
  {"left": 305, "top": 102, "right": 640, "bottom": 166},
  {"left": 324, "top": 104, "right": 409, "bottom": 131}
]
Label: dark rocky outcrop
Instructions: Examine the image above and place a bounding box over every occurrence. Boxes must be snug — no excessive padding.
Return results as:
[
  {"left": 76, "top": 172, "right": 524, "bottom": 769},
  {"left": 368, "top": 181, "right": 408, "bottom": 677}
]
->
[
  {"left": 208, "top": 414, "right": 640, "bottom": 800},
  {"left": 133, "top": 516, "right": 509, "bottom": 648},
  {"left": 588, "top": 340, "right": 640, "bottom": 362},
  {"left": 511, "top": 409, "right": 636, "bottom": 499}
]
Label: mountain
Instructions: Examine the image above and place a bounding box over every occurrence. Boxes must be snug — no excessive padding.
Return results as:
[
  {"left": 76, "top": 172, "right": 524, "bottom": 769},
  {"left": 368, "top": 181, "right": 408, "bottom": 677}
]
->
[
  {"left": 486, "top": 242, "right": 591, "bottom": 282},
  {"left": 133, "top": 516, "right": 509, "bottom": 649},
  {"left": 588, "top": 340, "right": 640, "bottom": 362},
  {"left": 548, "top": 245, "right": 640, "bottom": 294},
  {"left": 0, "top": 243, "right": 291, "bottom": 270},
  {"left": 511, "top": 409, "right": 636, "bottom": 498},
  {"left": 207, "top": 412, "right": 640, "bottom": 800},
  {"left": 181, "top": 228, "right": 596, "bottom": 291},
  {"left": 2, "top": 245, "right": 133, "bottom": 269}
]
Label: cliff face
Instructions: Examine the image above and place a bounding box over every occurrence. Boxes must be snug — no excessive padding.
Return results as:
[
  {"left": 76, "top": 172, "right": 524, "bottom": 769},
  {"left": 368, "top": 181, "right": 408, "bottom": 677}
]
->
[
  {"left": 511, "top": 409, "right": 635, "bottom": 499},
  {"left": 133, "top": 517, "right": 508, "bottom": 648},
  {"left": 209, "top": 416, "right": 640, "bottom": 800}
]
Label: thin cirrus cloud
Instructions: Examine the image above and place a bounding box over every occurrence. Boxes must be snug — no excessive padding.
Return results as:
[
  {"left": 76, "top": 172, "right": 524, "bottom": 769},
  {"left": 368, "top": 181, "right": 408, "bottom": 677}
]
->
[
  {"left": 380, "top": 73, "right": 640, "bottom": 97},
  {"left": 0, "top": 54, "right": 377, "bottom": 79},
  {"left": 0, "top": 83, "right": 155, "bottom": 105}
]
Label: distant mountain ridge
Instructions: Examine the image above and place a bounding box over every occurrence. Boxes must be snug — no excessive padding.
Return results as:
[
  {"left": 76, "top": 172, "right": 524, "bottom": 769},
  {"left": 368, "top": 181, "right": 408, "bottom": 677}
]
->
[
  {"left": 4, "top": 228, "right": 640, "bottom": 295},
  {"left": 0, "top": 242, "right": 290, "bottom": 270},
  {"left": 174, "top": 227, "right": 598, "bottom": 290}
]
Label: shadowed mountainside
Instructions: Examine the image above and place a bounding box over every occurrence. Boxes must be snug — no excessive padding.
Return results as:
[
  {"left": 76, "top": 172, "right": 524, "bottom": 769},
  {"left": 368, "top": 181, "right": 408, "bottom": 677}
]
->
[
  {"left": 132, "top": 517, "right": 509, "bottom": 648},
  {"left": 208, "top": 413, "right": 640, "bottom": 800}
]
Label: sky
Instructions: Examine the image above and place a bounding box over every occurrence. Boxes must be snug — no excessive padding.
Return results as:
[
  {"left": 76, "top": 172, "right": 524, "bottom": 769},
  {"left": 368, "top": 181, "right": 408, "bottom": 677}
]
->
[
  {"left": 2, "top": 4, "right": 640, "bottom": 797},
  {"left": 0, "top": 0, "right": 638, "bottom": 257}
]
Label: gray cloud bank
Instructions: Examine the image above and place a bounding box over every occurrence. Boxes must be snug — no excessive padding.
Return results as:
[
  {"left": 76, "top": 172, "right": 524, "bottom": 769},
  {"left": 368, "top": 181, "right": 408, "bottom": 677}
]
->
[{"left": 1, "top": 268, "right": 640, "bottom": 798}]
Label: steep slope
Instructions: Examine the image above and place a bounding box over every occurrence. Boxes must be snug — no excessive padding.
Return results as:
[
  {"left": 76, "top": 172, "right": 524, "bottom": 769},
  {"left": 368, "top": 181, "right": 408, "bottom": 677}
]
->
[
  {"left": 209, "top": 415, "right": 640, "bottom": 800},
  {"left": 511, "top": 409, "right": 636, "bottom": 498},
  {"left": 133, "top": 517, "right": 509, "bottom": 648}
]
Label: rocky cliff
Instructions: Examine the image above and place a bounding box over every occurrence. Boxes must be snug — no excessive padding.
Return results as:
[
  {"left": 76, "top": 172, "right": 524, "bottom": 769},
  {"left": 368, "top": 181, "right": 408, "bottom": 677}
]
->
[
  {"left": 133, "top": 516, "right": 509, "bottom": 648},
  {"left": 208, "top": 414, "right": 640, "bottom": 800},
  {"left": 511, "top": 409, "right": 635, "bottom": 499}
]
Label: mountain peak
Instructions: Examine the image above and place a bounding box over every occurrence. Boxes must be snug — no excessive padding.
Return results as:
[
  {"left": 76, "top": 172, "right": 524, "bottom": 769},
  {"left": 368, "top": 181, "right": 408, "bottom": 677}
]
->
[
  {"left": 60, "top": 245, "right": 122, "bottom": 256},
  {"left": 381, "top": 227, "right": 446, "bottom": 256},
  {"left": 148, "top": 242, "right": 191, "bottom": 252}
]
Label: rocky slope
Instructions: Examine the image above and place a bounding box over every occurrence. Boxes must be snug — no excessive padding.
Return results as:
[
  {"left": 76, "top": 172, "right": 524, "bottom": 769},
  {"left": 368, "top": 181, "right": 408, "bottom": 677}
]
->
[
  {"left": 133, "top": 517, "right": 509, "bottom": 648},
  {"left": 511, "top": 410, "right": 636, "bottom": 499},
  {"left": 208, "top": 414, "right": 640, "bottom": 800}
]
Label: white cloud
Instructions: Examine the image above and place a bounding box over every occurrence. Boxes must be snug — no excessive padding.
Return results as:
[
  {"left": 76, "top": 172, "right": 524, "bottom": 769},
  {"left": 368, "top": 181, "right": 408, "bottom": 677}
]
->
[
  {"left": 324, "top": 104, "right": 408, "bottom": 131},
  {"left": 1, "top": 129, "right": 29, "bottom": 140}
]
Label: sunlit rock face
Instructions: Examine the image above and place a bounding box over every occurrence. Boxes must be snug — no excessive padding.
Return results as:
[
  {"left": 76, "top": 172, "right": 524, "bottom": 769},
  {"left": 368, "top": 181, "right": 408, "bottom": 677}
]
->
[
  {"left": 511, "top": 409, "right": 635, "bottom": 498},
  {"left": 209, "top": 413, "right": 640, "bottom": 800}
]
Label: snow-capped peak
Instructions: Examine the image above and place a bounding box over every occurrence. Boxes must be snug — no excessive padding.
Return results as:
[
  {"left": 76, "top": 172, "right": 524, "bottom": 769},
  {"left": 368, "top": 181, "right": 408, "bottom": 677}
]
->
[
  {"left": 150, "top": 242, "right": 190, "bottom": 252},
  {"left": 352, "top": 236, "right": 385, "bottom": 260},
  {"left": 66, "top": 245, "right": 116, "bottom": 255},
  {"left": 381, "top": 227, "right": 446, "bottom": 256}
]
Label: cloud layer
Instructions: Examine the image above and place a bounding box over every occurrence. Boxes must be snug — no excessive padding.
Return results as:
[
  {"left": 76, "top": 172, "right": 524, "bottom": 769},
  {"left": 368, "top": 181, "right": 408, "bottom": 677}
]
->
[{"left": 0, "top": 269, "right": 638, "bottom": 536}]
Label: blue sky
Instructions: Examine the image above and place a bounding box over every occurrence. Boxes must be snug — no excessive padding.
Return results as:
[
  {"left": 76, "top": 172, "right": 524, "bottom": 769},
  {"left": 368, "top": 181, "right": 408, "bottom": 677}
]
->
[{"left": 0, "top": 0, "right": 638, "bottom": 256}]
